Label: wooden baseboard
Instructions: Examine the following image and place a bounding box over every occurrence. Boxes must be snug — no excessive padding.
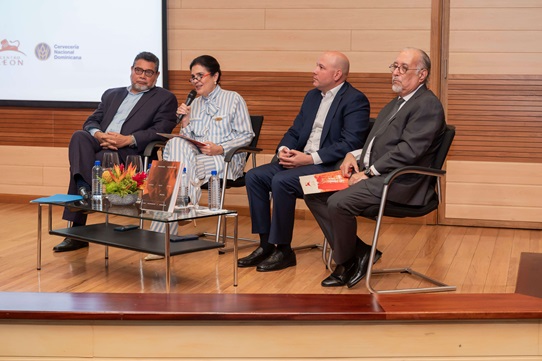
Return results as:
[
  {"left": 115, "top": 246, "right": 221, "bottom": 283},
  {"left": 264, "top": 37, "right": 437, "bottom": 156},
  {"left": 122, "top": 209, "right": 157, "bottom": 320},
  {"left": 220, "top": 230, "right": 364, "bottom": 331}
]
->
[{"left": 441, "top": 216, "right": 542, "bottom": 230}]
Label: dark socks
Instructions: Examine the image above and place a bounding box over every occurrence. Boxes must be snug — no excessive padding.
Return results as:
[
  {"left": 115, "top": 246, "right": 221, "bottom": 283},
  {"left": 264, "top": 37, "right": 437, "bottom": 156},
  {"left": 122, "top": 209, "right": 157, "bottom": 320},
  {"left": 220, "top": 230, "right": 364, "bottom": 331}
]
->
[
  {"left": 259, "top": 234, "right": 294, "bottom": 255},
  {"left": 277, "top": 244, "right": 293, "bottom": 255},
  {"left": 259, "top": 234, "right": 275, "bottom": 253}
]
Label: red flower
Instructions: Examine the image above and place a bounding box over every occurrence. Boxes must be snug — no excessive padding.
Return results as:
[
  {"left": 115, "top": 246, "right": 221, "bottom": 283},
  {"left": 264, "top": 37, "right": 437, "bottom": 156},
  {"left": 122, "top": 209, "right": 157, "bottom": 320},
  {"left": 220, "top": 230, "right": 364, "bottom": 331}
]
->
[{"left": 132, "top": 171, "right": 147, "bottom": 188}]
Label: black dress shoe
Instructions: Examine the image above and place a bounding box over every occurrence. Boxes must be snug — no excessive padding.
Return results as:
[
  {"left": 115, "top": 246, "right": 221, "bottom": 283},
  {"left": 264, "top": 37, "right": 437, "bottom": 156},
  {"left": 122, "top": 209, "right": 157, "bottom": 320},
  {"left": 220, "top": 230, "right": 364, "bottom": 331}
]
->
[
  {"left": 321, "top": 259, "right": 359, "bottom": 287},
  {"left": 346, "top": 249, "right": 383, "bottom": 288},
  {"left": 256, "top": 249, "right": 296, "bottom": 272},
  {"left": 53, "top": 238, "right": 89, "bottom": 252},
  {"left": 237, "top": 247, "right": 274, "bottom": 267},
  {"left": 321, "top": 264, "right": 349, "bottom": 287}
]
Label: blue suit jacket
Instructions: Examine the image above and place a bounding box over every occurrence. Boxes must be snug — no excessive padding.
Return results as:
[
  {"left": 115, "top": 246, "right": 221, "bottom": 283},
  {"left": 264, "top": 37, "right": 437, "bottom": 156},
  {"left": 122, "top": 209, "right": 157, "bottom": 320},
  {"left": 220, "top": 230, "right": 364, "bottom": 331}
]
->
[{"left": 278, "top": 81, "right": 370, "bottom": 165}]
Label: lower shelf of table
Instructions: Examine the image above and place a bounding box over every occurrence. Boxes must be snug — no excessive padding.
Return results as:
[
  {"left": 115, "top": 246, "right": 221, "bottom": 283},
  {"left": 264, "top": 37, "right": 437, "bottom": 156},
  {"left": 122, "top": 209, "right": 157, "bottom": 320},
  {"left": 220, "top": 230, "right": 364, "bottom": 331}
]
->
[{"left": 50, "top": 223, "right": 224, "bottom": 256}]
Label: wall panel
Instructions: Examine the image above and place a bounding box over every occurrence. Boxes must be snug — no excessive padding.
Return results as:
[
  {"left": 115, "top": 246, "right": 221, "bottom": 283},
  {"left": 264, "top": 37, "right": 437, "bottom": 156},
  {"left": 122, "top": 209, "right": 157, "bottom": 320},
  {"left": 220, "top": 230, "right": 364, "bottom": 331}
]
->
[
  {"left": 168, "top": 0, "right": 432, "bottom": 71},
  {"left": 170, "top": 30, "right": 353, "bottom": 51},
  {"left": 450, "top": 8, "right": 542, "bottom": 31},
  {"left": 445, "top": 160, "right": 542, "bottom": 226},
  {"left": 264, "top": 9, "right": 430, "bottom": 30},
  {"left": 168, "top": 9, "right": 265, "bottom": 29},
  {"left": 444, "top": 2, "right": 542, "bottom": 228},
  {"left": 449, "top": 4, "right": 542, "bottom": 75}
]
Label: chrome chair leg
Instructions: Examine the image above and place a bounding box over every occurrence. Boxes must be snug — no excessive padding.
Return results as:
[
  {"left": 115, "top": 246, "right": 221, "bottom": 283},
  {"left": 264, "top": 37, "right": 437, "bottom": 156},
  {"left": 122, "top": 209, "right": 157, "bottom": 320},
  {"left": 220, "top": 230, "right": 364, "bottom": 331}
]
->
[{"left": 365, "top": 184, "right": 456, "bottom": 294}]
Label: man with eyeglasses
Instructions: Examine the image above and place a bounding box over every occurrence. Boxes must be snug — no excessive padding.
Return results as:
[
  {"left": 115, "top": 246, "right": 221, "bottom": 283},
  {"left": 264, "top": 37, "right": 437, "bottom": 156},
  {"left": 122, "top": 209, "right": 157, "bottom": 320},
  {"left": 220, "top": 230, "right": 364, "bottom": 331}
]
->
[
  {"left": 238, "top": 51, "right": 371, "bottom": 272},
  {"left": 304, "top": 47, "right": 446, "bottom": 288},
  {"left": 53, "top": 51, "right": 178, "bottom": 253}
]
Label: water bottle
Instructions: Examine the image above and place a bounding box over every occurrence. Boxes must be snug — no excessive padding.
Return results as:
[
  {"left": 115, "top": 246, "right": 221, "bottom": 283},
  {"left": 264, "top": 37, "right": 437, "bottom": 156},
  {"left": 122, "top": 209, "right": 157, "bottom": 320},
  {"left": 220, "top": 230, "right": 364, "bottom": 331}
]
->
[
  {"left": 91, "top": 160, "right": 103, "bottom": 199},
  {"left": 176, "top": 167, "right": 190, "bottom": 208},
  {"left": 208, "top": 170, "right": 221, "bottom": 211},
  {"left": 92, "top": 197, "right": 103, "bottom": 211}
]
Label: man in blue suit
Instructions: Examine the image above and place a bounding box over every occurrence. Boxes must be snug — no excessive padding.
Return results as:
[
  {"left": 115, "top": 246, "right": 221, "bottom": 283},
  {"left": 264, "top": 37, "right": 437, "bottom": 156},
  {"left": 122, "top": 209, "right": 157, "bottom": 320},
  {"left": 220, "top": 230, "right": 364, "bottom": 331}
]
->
[{"left": 239, "top": 51, "right": 371, "bottom": 272}]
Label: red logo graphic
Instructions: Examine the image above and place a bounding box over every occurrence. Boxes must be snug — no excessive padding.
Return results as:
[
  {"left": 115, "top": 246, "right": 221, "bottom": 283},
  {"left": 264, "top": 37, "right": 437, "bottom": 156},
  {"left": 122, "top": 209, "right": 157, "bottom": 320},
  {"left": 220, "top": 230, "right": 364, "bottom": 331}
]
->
[{"left": 0, "top": 39, "right": 26, "bottom": 55}]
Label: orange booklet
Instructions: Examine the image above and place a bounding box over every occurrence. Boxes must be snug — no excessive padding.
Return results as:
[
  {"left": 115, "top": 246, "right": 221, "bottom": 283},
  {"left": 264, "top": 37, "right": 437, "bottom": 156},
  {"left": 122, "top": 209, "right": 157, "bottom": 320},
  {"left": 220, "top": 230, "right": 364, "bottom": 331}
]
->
[
  {"left": 157, "top": 133, "right": 207, "bottom": 148},
  {"left": 140, "top": 160, "right": 183, "bottom": 213},
  {"left": 299, "top": 170, "right": 349, "bottom": 194}
]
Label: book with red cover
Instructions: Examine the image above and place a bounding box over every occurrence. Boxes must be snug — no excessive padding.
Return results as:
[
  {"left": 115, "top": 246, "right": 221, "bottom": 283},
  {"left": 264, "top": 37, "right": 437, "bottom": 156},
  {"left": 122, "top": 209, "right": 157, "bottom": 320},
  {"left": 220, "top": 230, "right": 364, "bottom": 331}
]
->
[
  {"left": 140, "top": 160, "right": 182, "bottom": 212},
  {"left": 157, "top": 133, "right": 207, "bottom": 148},
  {"left": 299, "top": 170, "right": 349, "bottom": 194}
]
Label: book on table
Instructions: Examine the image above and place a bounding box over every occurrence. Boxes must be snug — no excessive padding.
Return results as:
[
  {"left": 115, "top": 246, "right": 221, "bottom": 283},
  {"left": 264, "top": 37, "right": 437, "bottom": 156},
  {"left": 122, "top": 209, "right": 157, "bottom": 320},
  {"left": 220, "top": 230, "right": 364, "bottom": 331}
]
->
[
  {"left": 299, "top": 170, "right": 349, "bottom": 195},
  {"left": 141, "top": 160, "right": 183, "bottom": 213}
]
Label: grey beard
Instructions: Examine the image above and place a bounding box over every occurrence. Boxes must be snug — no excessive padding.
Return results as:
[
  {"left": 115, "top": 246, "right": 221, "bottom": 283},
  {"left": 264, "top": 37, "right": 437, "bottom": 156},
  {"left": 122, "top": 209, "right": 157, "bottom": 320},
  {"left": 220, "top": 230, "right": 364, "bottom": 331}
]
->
[{"left": 133, "top": 83, "right": 150, "bottom": 92}]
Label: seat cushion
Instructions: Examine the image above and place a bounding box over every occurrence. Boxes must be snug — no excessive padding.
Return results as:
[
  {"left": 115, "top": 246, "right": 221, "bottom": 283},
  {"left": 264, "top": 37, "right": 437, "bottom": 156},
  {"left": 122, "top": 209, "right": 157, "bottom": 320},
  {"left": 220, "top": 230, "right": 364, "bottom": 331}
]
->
[{"left": 361, "top": 198, "right": 439, "bottom": 219}]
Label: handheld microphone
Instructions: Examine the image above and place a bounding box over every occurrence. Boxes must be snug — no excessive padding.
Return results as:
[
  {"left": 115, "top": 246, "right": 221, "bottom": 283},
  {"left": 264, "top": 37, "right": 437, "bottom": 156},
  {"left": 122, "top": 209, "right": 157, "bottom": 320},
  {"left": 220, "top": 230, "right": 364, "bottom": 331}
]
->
[{"left": 177, "top": 90, "right": 197, "bottom": 124}]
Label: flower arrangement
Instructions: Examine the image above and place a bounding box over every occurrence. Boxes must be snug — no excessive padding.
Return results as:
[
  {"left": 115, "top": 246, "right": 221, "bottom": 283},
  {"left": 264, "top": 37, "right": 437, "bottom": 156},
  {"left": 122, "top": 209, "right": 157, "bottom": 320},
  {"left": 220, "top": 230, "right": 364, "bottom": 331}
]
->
[{"left": 101, "top": 164, "right": 147, "bottom": 196}]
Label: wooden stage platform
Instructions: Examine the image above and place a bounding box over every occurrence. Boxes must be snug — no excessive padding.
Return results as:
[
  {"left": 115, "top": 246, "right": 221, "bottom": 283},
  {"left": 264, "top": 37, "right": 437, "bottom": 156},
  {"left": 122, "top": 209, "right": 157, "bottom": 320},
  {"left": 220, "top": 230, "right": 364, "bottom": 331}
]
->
[
  {"left": 1, "top": 291, "right": 541, "bottom": 360},
  {"left": 0, "top": 291, "right": 541, "bottom": 321}
]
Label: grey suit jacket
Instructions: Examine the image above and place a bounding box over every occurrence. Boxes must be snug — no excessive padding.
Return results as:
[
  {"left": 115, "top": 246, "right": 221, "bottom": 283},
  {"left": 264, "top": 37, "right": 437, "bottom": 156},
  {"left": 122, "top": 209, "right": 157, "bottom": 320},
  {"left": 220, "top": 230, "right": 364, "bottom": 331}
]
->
[{"left": 361, "top": 85, "right": 446, "bottom": 205}]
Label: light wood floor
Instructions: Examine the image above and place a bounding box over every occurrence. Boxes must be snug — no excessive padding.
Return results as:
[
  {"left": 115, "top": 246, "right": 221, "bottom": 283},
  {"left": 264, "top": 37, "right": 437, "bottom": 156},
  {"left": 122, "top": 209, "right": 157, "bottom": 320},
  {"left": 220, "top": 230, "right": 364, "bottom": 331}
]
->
[{"left": 0, "top": 202, "right": 540, "bottom": 294}]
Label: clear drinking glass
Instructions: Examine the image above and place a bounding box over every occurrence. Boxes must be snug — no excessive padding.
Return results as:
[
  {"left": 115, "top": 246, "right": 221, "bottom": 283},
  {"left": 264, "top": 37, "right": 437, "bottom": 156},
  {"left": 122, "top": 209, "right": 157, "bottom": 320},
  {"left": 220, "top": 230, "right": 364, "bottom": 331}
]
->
[
  {"left": 125, "top": 154, "right": 144, "bottom": 203},
  {"left": 125, "top": 155, "right": 143, "bottom": 173},
  {"left": 102, "top": 152, "right": 120, "bottom": 173}
]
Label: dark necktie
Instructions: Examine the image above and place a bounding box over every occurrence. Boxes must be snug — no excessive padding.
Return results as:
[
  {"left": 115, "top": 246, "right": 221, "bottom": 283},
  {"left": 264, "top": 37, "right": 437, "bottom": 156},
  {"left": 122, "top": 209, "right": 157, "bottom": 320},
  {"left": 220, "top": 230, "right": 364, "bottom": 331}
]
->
[
  {"left": 359, "top": 97, "right": 405, "bottom": 167},
  {"left": 386, "top": 97, "right": 405, "bottom": 121}
]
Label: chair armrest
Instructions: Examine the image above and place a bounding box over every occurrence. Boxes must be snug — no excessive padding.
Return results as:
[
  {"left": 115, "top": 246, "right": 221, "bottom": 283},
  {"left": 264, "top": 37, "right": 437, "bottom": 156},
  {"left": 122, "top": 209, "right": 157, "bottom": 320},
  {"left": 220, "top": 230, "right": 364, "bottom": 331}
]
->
[
  {"left": 383, "top": 166, "right": 446, "bottom": 186},
  {"left": 143, "top": 140, "right": 166, "bottom": 158},
  {"left": 224, "top": 146, "right": 263, "bottom": 163}
]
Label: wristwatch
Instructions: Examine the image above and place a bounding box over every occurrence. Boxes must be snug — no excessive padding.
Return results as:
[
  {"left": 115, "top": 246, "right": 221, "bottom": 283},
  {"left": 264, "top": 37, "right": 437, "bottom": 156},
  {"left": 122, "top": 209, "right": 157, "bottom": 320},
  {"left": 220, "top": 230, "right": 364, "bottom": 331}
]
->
[
  {"left": 129, "top": 135, "right": 137, "bottom": 148},
  {"left": 364, "top": 168, "right": 374, "bottom": 178}
]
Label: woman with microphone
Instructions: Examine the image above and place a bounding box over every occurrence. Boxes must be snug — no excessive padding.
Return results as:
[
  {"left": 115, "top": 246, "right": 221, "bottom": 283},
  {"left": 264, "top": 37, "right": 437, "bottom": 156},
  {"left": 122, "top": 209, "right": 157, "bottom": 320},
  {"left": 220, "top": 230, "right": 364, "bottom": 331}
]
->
[{"left": 147, "top": 55, "right": 254, "bottom": 248}]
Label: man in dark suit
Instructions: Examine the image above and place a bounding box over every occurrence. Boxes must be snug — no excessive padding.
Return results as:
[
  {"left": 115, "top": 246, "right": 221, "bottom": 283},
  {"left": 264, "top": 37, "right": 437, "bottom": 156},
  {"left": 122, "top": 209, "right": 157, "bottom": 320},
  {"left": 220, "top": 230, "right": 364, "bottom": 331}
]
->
[
  {"left": 53, "top": 51, "right": 178, "bottom": 252},
  {"left": 305, "top": 47, "right": 446, "bottom": 288},
  {"left": 238, "top": 51, "right": 371, "bottom": 272}
]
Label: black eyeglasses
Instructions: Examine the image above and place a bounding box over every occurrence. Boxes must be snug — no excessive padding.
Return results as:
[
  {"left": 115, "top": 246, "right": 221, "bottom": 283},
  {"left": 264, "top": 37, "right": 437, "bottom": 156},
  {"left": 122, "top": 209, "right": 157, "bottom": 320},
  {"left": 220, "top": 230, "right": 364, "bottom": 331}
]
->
[
  {"left": 188, "top": 73, "right": 210, "bottom": 83},
  {"left": 389, "top": 63, "right": 422, "bottom": 75},
  {"left": 133, "top": 67, "right": 156, "bottom": 77}
]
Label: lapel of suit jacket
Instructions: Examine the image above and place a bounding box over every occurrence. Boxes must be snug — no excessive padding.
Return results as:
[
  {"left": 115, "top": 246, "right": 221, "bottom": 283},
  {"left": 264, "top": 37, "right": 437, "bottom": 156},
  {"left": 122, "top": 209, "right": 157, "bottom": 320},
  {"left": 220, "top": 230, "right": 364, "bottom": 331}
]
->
[
  {"left": 319, "top": 82, "right": 348, "bottom": 146},
  {"left": 359, "top": 97, "right": 396, "bottom": 163},
  {"left": 297, "top": 89, "right": 323, "bottom": 148},
  {"left": 101, "top": 88, "right": 129, "bottom": 130},
  {"left": 125, "top": 87, "right": 156, "bottom": 123},
  {"left": 374, "top": 85, "right": 427, "bottom": 138},
  {"left": 359, "top": 85, "right": 428, "bottom": 164}
]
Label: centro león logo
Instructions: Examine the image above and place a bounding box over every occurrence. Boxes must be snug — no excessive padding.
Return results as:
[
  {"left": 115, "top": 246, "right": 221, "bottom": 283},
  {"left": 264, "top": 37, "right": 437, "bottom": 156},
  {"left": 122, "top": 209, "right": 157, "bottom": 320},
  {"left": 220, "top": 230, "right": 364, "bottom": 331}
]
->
[
  {"left": 0, "top": 38, "right": 26, "bottom": 66},
  {"left": 0, "top": 39, "right": 26, "bottom": 55},
  {"left": 35, "top": 42, "right": 51, "bottom": 61}
]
